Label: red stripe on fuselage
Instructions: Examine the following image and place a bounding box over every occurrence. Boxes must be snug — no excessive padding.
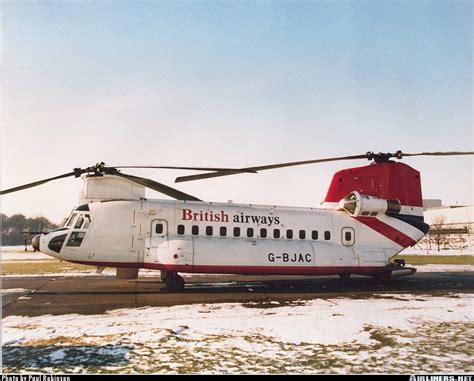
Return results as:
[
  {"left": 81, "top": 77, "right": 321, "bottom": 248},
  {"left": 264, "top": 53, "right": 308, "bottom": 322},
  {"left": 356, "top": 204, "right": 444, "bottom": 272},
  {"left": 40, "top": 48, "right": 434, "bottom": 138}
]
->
[
  {"left": 145, "top": 264, "right": 380, "bottom": 276},
  {"left": 68, "top": 260, "right": 383, "bottom": 277},
  {"left": 353, "top": 216, "right": 416, "bottom": 247}
]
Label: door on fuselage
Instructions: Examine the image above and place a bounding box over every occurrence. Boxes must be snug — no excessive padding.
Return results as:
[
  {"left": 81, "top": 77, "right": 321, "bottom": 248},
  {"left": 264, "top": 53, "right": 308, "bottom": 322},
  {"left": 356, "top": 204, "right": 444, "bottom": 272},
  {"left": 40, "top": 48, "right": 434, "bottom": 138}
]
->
[
  {"left": 341, "top": 226, "right": 359, "bottom": 265},
  {"left": 147, "top": 219, "right": 193, "bottom": 268},
  {"left": 147, "top": 219, "right": 169, "bottom": 264}
]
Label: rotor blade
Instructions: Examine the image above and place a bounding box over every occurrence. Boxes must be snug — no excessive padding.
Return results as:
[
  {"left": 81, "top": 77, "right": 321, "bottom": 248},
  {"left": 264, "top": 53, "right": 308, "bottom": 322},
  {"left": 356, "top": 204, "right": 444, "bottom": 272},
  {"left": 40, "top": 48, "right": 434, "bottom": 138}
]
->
[
  {"left": 115, "top": 172, "right": 202, "bottom": 201},
  {"left": 0, "top": 171, "right": 77, "bottom": 195},
  {"left": 175, "top": 154, "right": 369, "bottom": 183},
  {"left": 402, "top": 151, "right": 474, "bottom": 157},
  {"left": 113, "top": 165, "right": 257, "bottom": 173}
]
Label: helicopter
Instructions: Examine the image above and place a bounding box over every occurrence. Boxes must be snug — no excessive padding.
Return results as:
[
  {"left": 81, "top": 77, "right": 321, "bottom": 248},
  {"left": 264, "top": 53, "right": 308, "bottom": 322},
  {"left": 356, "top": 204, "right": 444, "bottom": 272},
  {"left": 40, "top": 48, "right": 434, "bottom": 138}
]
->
[{"left": 1, "top": 150, "right": 472, "bottom": 291}]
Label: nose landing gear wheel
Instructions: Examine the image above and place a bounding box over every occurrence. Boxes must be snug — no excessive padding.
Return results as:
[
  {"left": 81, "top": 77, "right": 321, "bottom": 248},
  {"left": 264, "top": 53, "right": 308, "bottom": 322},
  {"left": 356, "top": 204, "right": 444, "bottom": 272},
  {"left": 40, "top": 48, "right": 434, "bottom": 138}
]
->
[{"left": 165, "top": 272, "right": 185, "bottom": 292}]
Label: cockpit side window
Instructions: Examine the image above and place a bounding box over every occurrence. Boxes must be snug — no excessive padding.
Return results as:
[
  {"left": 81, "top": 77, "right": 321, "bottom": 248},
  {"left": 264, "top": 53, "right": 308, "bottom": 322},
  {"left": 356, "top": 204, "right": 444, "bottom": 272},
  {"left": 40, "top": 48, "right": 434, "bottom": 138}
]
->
[
  {"left": 83, "top": 214, "right": 91, "bottom": 229},
  {"left": 74, "top": 215, "right": 85, "bottom": 229},
  {"left": 66, "top": 231, "right": 86, "bottom": 247}
]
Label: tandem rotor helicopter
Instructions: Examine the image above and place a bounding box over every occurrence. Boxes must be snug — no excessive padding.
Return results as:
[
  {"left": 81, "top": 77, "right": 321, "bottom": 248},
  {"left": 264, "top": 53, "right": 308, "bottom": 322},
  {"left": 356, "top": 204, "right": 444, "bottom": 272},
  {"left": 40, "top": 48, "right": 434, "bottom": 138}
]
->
[{"left": 1, "top": 150, "right": 472, "bottom": 291}]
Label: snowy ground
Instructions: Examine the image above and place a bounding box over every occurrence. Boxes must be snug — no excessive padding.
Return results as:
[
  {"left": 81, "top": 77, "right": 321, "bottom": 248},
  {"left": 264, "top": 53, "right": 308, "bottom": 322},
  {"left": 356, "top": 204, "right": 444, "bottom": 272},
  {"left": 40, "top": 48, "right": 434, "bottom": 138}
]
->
[
  {"left": 414, "top": 264, "right": 473, "bottom": 273},
  {"left": 2, "top": 293, "right": 473, "bottom": 374},
  {"left": 400, "top": 246, "right": 474, "bottom": 256},
  {"left": 1, "top": 246, "right": 53, "bottom": 261}
]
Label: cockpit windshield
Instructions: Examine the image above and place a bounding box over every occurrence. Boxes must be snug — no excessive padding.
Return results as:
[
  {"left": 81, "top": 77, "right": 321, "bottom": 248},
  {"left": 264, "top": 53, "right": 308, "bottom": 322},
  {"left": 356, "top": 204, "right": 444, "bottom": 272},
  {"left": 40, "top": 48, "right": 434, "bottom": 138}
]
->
[
  {"left": 64, "top": 212, "right": 77, "bottom": 227},
  {"left": 74, "top": 215, "right": 85, "bottom": 229},
  {"left": 63, "top": 212, "right": 92, "bottom": 229}
]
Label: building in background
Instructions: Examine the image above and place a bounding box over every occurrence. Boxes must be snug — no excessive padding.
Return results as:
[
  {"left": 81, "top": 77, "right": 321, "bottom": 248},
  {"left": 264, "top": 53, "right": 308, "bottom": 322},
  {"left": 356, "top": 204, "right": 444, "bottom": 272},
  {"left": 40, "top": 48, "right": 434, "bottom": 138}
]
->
[
  {"left": 422, "top": 199, "right": 443, "bottom": 210},
  {"left": 415, "top": 200, "right": 473, "bottom": 253}
]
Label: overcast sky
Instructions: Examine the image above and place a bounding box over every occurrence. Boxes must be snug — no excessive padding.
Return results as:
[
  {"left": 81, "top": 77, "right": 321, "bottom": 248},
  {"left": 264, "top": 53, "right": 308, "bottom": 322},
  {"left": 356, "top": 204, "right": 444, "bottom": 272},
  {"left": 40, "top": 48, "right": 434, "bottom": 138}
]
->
[{"left": 1, "top": 1, "right": 472, "bottom": 224}]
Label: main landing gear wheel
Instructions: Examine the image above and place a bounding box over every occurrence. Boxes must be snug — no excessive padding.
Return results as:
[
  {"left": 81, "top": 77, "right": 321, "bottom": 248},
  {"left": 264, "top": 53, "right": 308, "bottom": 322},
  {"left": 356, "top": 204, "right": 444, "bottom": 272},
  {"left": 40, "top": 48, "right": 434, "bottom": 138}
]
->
[
  {"left": 165, "top": 272, "right": 185, "bottom": 292},
  {"left": 160, "top": 270, "right": 169, "bottom": 283}
]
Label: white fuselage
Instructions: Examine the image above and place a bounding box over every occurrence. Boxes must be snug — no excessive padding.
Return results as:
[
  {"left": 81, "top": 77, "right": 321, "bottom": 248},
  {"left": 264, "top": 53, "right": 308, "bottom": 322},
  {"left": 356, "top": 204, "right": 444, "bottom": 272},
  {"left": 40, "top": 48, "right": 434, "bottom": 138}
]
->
[{"left": 39, "top": 198, "right": 426, "bottom": 276}]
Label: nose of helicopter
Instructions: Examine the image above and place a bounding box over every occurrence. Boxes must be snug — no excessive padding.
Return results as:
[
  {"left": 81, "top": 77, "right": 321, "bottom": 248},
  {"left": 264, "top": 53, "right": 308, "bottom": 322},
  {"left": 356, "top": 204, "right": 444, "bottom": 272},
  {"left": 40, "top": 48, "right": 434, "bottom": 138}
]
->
[{"left": 32, "top": 234, "right": 41, "bottom": 251}]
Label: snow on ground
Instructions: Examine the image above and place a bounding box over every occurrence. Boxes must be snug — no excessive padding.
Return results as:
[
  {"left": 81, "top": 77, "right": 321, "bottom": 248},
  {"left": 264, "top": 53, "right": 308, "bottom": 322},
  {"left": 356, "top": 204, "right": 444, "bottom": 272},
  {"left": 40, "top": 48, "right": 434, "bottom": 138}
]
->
[
  {"left": 1, "top": 288, "right": 30, "bottom": 294},
  {"left": 1, "top": 246, "right": 31, "bottom": 252},
  {"left": 2, "top": 293, "right": 473, "bottom": 374},
  {"left": 1, "top": 271, "right": 116, "bottom": 278},
  {"left": 400, "top": 246, "right": 474, "bottom": 256},
  {"left": 414, "top": 264, "right": 473, "bottom": 272},
  {"left": 2, "top": 252, "right": 54, "bottom": 261},
  {"left": 2, "top": 246, "right": 54, "bottom": 261}
]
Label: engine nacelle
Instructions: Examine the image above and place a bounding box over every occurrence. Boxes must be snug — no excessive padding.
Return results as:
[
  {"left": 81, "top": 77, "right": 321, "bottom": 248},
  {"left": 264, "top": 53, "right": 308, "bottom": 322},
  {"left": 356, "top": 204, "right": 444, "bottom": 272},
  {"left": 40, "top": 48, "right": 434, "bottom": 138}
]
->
[
  {"left": 80, "top": 174, "right": 145, "bottom": 204},
  {"left": 338, "top": 191, "right": 401, "bottom": 217}
]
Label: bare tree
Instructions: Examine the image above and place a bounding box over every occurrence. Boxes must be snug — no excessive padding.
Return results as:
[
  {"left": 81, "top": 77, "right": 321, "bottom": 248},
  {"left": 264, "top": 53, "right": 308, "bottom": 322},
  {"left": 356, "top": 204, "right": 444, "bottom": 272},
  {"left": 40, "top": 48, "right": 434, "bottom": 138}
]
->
[{"left": 430, "top": 215, "right": 447, "bottom": 252}]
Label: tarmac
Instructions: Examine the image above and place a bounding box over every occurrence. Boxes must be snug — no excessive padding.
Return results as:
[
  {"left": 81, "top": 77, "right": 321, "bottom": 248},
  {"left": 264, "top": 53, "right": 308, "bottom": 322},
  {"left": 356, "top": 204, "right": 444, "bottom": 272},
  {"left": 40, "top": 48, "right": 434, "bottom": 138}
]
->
[{"left": 2, "top": 271, "right": 473, "bottom": 317}]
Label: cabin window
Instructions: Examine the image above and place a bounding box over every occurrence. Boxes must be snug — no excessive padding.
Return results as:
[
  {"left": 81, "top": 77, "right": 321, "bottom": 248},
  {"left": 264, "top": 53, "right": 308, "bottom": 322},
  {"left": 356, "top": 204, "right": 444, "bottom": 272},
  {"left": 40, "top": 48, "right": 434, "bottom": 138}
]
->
[
  {"left": 370, "top": 212, "right": 378, "bottom": 216},
  {"left": 361, "top": 211, "right": 370, "bottom": 216},
  {"left": 247, "top": 227, "right": 254, "bottom": 238},
  {"left": 342, "top": 227, "right": 355, "bottom": 246},
  {"left": 177, "top": 225, "right": 185, "bottom": 235},
  {"left": 83, "top": 214, "right": 91, "bottom": 229},
  {"left": 192, "top": 225, "right": 199, "bottom": 236},
  {"left": 299, "top": 230, "right": 306, "bottom": 239},
  {"left": 74, "top": 215, "right": 84, "bottom": 229},
  {"left": 273, "top": 229, "right": 280, "bottom": 239},
  {"left": 312, "top": 230, "right": 318, "bottom": 240},
  {"left": 286, "top": 229, "right": 293, "bottom": 239},
  {"left": 206, "top": 226, "right": 213, "bottom": 236},
  {"left": 233, "top": 227, "right": 241, "bottom": 237},
  {"left": 66, "top": 231, "right": 85, "bottom": 247},
  {"left": 324, "top": 231, "right": 331, "bottom": 240},
  {"left": 155, "top": 223, "right": 164, "bottom": 234},
  {"left": 220, "top": 226, "right": 227, "bottom": 237},
  {"left": 260, "top": 228, "right": 267, "bottom": 238}
]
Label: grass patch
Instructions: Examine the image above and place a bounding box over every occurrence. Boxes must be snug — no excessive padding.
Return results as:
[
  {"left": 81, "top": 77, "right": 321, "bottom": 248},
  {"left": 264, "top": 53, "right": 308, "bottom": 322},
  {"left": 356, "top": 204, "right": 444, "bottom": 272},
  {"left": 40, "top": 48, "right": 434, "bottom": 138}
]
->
[
  {"left": 369, "top": 331, "right": 398, "bottom": 348},
  {"left": 392, "top": 255, "right": 473, "bottom": 265},
  {"left": 2, "top": 261, "right": 95, "bottom": 275}
]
